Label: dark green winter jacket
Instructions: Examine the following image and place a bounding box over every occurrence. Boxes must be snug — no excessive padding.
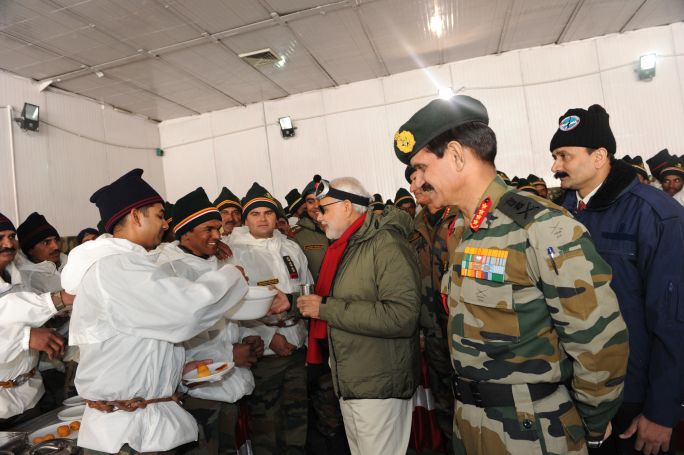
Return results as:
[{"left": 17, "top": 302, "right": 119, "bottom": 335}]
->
[{"left": 319, "top": 206, "right": 421, "bottom": 399}]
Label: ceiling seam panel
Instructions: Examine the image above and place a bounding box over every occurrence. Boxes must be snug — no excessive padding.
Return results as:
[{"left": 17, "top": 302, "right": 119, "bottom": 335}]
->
[
  {"left": 150, "top": 0, "right": 274, "bottom": 106},
  {"left": 44, "top": 0, "right": 243, "bottom": 110},
  {"left": 496, "top": 0, "right": 516, "bottom": 54},
  {"left": 36, "top": 2, "right": 351, "bottom": 89},
  {"left": 556, "top": 0, "right": 586, "bottom": 44},
  {"left": 152, "top": 55, "right": 245, "bottom": 107},
  {"left": 620, "top": 0, "right": 649, "bottom": 33},
  {"left": 258, "top": 0, "right": 340, "bottom": 87},
  {"left": 352, "top": 0, "right": 390, "bottom": 77}
]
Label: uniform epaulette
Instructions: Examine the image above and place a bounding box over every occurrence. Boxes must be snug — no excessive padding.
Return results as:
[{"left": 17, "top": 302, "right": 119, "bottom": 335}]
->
[
  {"left": 498, "top": 190, "right": 550, "bottom": 228},
  {"left": 291, "top": 225, "right": 303, "bottom": 234}
]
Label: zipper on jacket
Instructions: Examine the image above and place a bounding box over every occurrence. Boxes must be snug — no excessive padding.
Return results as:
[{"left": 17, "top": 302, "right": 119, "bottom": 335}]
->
[{"left": 326, "top": 245, "right": 355, "bottom": 399}]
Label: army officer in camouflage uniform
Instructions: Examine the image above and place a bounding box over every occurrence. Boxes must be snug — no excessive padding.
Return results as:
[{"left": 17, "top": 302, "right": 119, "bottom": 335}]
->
[{"left": 393, "top": 95, "right": 629, "bottom": 455}]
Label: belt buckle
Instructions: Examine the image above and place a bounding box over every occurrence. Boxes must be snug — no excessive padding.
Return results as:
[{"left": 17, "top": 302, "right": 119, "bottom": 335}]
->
[{"left": 468, "top": 381, "right": 484, "bottom": 407}]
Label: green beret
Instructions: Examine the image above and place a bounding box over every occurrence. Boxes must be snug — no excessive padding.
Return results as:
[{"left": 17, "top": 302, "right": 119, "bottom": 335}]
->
[{"left": 393, "top": 95, "right": 489, "bottom": 165}]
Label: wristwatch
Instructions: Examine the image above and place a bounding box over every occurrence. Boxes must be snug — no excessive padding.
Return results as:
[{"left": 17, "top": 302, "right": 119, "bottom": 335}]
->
[
  {"left": 51, "top": 291, "right": 65, "bottom": 312},
  {"left": 586, "top": 435, "right": 604, "bottom": 449}
]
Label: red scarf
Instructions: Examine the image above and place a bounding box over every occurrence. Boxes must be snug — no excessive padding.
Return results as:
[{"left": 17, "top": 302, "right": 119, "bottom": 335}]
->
[{"left": 306, "top": 212, "right": 367, "bottom": 364}]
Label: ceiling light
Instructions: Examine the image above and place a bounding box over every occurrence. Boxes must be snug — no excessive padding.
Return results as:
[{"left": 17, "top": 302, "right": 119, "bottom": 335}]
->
[
  {"left": 438, "top": 87, "right": 454, "bottom": 99},
  {"left": 279, "top": 116, "right": 296, "bottom": 138},
  {"left": 637, "top": 54, "right": 656, "bottom": 80},
  {"left": 429, "top": 14, "right": 444, "bottom": 37},
  {"left": 274, "top": 56, "right": 287, "bottom": 69}
]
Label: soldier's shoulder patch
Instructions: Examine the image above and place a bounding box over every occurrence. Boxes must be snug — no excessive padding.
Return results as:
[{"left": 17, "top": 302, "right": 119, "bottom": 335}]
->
[{"left": 498, "top": 190, "right": 547, "bottom": 228}]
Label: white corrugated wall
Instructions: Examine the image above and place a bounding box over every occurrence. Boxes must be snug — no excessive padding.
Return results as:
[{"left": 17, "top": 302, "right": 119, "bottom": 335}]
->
[
  {"left": 159, "top": 23, "right": 684, "bottom": 205},
  {"left": 0, "top": 72, "right": 164, "bottom": 236}
]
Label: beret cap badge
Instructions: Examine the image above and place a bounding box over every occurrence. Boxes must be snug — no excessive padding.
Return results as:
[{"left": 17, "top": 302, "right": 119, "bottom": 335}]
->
[{"left": 394, "top": 130, "right": 416, "bottom": 154}]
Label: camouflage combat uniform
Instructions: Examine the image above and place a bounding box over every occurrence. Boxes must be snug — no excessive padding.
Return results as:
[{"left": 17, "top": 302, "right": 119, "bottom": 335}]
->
[
  {"left": 249, "top": 348, "right": 308, "bottom": 455},
  {"left": 411, "top": 206, "right": 458, "bottom": 452},
  {"left": 444, "top": 176, "right": 628, "bottom": 455}
]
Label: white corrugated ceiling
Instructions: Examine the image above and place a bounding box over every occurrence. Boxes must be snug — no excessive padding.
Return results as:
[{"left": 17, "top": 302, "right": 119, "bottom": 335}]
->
[{"left": 1, "top": 0, "right": 682, "bottom": 121}]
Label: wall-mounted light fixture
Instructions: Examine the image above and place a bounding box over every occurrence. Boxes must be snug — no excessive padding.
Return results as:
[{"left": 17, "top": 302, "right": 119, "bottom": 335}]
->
[
  {"left": 15, "top": 103, "right": 40, "bottom": 131},
  {"left": 279, "top": 116, "right": 296, "bottom": 138},
  {"left": 637, "top": 53, "right": 656, "bottom": 80}
]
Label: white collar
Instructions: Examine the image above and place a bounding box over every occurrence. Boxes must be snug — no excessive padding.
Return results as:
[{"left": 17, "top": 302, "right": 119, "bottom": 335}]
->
[{"left": 576, "top": 182, "right": 602, "bottom": 207}]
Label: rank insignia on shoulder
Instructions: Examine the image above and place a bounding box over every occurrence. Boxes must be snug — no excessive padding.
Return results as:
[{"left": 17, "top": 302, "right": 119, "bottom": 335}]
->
[
  {"left": 499, "top": 191, "right": 544, "bottom": 227},
  {"left": 460, "top": 246, "right": 508, "bottom": 283}
]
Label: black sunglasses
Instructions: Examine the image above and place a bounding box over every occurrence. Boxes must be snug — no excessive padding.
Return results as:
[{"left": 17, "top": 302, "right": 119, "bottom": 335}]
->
[{"left": 318, "top": 200, "right": 343, "bottom": 215}]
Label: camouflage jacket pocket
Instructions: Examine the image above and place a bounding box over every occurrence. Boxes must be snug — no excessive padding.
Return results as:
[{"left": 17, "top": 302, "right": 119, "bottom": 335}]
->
[{"left": 457, "top": 278, "right": 520, "bottom": 344}]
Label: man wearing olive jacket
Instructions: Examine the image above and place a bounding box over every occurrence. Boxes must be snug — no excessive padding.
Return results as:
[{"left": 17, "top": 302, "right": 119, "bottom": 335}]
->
[{"left": 298, "top": 176, "right": 420, "bottom": 455}]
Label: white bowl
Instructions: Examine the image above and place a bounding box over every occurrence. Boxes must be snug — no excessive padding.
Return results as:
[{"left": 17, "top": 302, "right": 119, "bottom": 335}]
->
[
  {"left": 62, "top": 395, "right": 85, "bottom": 407},
  {"left": 58, "top": 404, "right": 85, "bottom": 421},
  {"left": 225, "top": 286, "right": 277, "bottom": 320}
]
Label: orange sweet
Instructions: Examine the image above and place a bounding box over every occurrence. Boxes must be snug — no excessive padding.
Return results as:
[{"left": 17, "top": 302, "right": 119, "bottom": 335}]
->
[
  {"left": 69, "top": 420, "right": 81, "bottom": 431},
  {"left": 57, "top": 425, "right": 71, "bottom": 437},
  {"left": 32, "top": 436, "right": 44, "bottom": 444},
  {"left": 43, "top": 434, "right": 55, "bottom": 440},
  {"left": 197, "top": 363, "right": 211, "bottom": 378}
]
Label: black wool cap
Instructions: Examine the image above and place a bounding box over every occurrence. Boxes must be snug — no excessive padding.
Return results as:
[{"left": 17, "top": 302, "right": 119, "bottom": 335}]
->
[
  {"left": 660, "top": 155, "right": 684, "bottom": 179},
  {"left": 646, "top": 149, "right": 673, "bottom": 181},
  {"left": 549, "top": 104, "right": 616, "bottom": 156},
  {"left": 404, "top": 166, "right": 416, "bottom": 184},
  {"left": 172, "top": 188, "right": 221, "bottom": 239},
  {"left": 369, "top": 194, "right": 384, "bottom": 211},
  {"left": 90, "top": 169, "right": 163, "bottom": 234},
  {"left": 214, "top": 187, "right": 242, "bottom": 213},
  {"left": 76, "top": 227, "right": 98, "bottom": 245},
  {"left": 17, "top": 212, "right": 60, "bottom": 256},
  {"left": 623, "top": 155, "right": 649, "bottom": 179},
  {"left": 284, "top": 189, "right": 304, "bottom": 216},
  {"left": 163, "top": 201, "right": 175, "bottom": 225},
  {"left": 241, "top": 182, "right": 279, "bottom": 221},
  {"left": 385, "top": 199, "right": 393, "bottom": 206},
  {"left": 0, "top": 212, "right": 16, "bottom": 233},
  {"left": 393, "top": 95, "right": 489, "bottom": 165},
  {"left": 394, "top": 188, "right": 415, "bottom": 206}
]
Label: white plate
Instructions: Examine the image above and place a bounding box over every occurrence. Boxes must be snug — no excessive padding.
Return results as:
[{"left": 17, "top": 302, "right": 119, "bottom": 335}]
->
[
  {"left": 29, "top": 421, "right": 80, "bottom": 445},
  {"left": 226, "top": 286, "right": 277, "bottom": 320},
  {"left": 58, "top": 404, "right": 85, "bottom": 421},
  {"left": 182, "top": 361, "right": 234, "bottom": 384},
  {"left": 62, "top": 395, "right": 85, "bottom": 407}
]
